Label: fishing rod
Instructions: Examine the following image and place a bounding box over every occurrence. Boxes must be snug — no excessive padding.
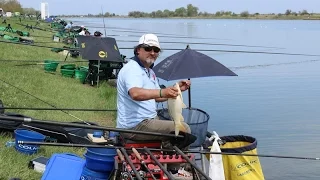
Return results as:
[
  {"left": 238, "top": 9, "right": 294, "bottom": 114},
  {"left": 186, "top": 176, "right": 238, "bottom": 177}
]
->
[
  {"left": 116, "top": 149, "right": 134, "bottom": 180},
  {"left": 0, "top": 107, "right": 117, "bottom": 112},
  {"left": 0, "top": 59, "right": 87, "bottom": 63},
  {"left": 0, "top": 115, "right": 184, "bottom": 138},
  {"left": 33, "top": 36, "right": 282, "bottom": 50},
  {"left": 230, "top": 59, "right": 320, "bottom": 71},
  {"left": 15, "top": 23, "right": 54, "bottom": 32},
  {"left": 0, "top": 79, "right": 89, "bottom": 124},
  {"left": 120, "top": 148, "right": 143, "bottom": 180},
  {"left": 29, "top": 34, "right": 54, "bottom": 39},
  {"left": 3, "top": 38, "right": 320, "bottom": 57},
  {"left": 0, "top": 39, "right": 74, "bottom": 50},
  {"left": 173, "top": 146, "right": 211, "bottom": 180},
  {"left": 33, "top": 41, "right": 61, "bottom": 44},
  {"left": 18, "top": 141, "right": 320, "bottom": 161},
  {"left": 82, "top": 24, "right": 228, "bottom": 40},
  {"left": 101, "top": 7, "right": 107, "bottom": 36},
  {"left": 143, "top": 147, "right": 175, "bottom": 180},
  {"left": 115, "top": 39, "right": 284, "bottom": 49},
  {"left": 132, "top": 147, "right": 157, "bottom": 180},
  {"left": 108, "top": 34, "right": 230, "bottom": 40},
  {"left": 119, "top": 47, "right": 320, "bottom": 57}
]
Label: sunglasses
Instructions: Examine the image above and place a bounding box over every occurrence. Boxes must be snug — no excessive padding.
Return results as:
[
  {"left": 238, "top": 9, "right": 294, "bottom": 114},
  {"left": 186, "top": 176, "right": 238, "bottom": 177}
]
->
[{"left": 142, "top": 45, "right": 161, "bottom": 53}]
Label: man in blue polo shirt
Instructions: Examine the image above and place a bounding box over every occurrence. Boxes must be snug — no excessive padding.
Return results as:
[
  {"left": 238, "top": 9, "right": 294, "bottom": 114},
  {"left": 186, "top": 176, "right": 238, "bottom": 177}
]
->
[{"left": 116, "top": 33, "right": 192, "bottom": 142}]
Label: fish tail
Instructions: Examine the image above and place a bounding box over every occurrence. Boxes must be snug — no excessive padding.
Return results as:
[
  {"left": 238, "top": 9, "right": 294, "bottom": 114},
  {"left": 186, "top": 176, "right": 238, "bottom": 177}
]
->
[{"left": 175, "top": 123, "right": 187, "bottom": 136}]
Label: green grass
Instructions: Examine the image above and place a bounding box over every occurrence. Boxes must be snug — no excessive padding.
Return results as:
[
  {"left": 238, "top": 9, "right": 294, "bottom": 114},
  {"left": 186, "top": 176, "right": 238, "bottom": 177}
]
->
[{"left": 0, "top": 18, "right": 117, "bottom": 179}]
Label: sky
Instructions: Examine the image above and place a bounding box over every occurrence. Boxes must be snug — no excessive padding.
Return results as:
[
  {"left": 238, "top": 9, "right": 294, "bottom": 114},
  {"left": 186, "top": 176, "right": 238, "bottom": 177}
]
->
[{"left": 17, "top": 0, "right": 320, "bottom": 15}]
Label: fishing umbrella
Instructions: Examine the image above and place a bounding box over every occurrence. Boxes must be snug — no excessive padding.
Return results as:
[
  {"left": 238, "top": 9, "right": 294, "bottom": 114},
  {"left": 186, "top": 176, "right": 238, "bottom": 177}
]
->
[
  {"left": 153, "top": 46, "right": 237, "bottom": 107},
  {"left": 76, "top": 36, "right": 123, "bottom": 62},
  {"left": 76, "top": 36, "right": 123, "bottom": 86}
]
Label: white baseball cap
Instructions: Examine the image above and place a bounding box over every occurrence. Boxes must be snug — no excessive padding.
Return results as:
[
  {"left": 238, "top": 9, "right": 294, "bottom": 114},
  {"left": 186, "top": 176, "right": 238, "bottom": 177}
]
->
[{"left": 138, "top": 34, "right": 160, "bottom": 49}]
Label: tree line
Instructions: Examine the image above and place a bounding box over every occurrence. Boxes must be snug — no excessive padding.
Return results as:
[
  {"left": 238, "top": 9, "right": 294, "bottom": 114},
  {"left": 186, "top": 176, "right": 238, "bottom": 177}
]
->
[
  {"left": 0, "top": 0, "right": 39, "bottom": 16},
  {"left": 0, "top": 1, "right": 314, "bottom": 19},
  {"left": 63, "top": 4, "right": 314, "bottom": 18},
  {"left": 127, "top": 4, "right": 312, "bottom": 18}
]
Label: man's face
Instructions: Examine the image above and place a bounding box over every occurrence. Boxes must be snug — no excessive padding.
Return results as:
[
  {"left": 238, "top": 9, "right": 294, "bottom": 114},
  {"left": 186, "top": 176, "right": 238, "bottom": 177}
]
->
[{"left": 137, "top": 45, "right": 161, "bottom": 66}]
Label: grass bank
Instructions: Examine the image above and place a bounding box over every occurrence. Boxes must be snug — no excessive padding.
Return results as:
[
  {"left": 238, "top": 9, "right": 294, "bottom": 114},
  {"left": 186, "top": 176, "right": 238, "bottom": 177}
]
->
[{"left": 0, "top": 18, "right": 117, "bottom": 179}]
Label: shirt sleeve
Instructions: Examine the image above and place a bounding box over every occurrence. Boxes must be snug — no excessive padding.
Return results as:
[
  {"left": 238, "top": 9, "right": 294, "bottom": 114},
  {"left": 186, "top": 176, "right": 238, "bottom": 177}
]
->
[{"left": 123, "top": 67, "right": 143, "bottom": 93}]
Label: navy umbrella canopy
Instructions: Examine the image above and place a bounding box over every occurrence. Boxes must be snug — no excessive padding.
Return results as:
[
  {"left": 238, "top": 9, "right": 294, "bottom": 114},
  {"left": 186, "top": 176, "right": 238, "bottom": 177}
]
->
[
  {"left": 153, "top": 47, "right": 237, "bottom": 107},
  {"left": 76, "top": 36, "right": 123, "bottom": 62},
  {"left": 153, "top": 48, "right": 237, "bottom": 81}
]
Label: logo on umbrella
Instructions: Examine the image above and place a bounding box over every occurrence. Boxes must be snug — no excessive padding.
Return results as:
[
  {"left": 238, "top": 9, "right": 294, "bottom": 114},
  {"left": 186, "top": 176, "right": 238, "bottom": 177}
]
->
[
  {"left": 98, "top": 51, "right": 108, "bottom": 58},
  {"left": 81, "top": 43, "right": 85, "bottom": 48},
  {"left": 114, "top": 45, "right": 118, "bottom": 51}
]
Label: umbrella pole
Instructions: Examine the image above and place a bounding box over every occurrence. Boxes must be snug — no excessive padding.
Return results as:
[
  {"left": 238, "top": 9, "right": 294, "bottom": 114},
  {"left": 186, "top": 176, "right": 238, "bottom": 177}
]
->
[
  {"left": 188, "top": 78, "right": 191, "bottom": 108},
  {"left": 97, "top": 60, "right": 100, "bottom": 87}
]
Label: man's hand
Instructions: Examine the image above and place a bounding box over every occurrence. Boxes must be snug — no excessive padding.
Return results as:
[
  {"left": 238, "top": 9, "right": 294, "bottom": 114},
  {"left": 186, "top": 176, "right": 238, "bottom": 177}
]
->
[
  {"left": 162, "top": 87, "right": 179, "bottom": 98},
  {"left": 178, "top": 80, "right": 191, "bottom": 91}
]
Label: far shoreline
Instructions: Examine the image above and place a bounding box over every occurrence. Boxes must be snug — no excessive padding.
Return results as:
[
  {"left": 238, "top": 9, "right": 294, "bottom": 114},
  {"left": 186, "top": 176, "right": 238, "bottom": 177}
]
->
[{"left": 60, "top": 16, "right": 320, "bottom": 21}]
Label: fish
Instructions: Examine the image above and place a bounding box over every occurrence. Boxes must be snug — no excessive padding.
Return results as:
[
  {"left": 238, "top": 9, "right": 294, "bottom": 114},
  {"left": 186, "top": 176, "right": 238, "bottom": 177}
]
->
[{"left": 167, "top": 82, "right": 188, "bottom": 136}]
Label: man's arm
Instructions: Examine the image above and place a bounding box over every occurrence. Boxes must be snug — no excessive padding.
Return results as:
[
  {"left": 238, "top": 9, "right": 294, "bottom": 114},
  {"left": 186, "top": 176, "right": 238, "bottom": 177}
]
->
[
  {"left": 129, "top": 88, "right": 161, "bottom": 101},
  {"left": 155, "top": 97, "right": 168, "bottom": 102},
  {"left": 129, "top": 87, "right": 178, "bottom": 101}
]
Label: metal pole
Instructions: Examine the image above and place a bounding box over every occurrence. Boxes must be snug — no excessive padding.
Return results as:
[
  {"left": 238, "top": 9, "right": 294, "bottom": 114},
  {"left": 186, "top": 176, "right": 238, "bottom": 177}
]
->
[
  {"left": 0, "top": 115, "right": 184, "bottom": 138},
  {"left": 17, "top": 141, "right": 320, "bottom": 161},
  {"left": 120, "top": 148, "right": 143, "bottom": 180},
  {"left": 173, "top": 146, "right": 212, "bottom": 180},
  {"left": 144, "top": 147, "right": 175, "bottom": 180},
  {"left": 97, "top": 60, "right": 100, "bottom": 87},
  {"left": 116, "top": 149, "right": 134, "bottom": 180},
  {"left": 132, "top": 148, "right": 157, "bottom": 180},
  {"left": 0, "top": 107, "right": 117, "bottom": 111}
]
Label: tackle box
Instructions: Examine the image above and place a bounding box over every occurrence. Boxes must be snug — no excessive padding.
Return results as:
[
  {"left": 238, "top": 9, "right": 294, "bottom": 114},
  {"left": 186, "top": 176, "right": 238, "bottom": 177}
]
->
[{"left": 41, "top": 153, "right": 85, "bottom": 180}]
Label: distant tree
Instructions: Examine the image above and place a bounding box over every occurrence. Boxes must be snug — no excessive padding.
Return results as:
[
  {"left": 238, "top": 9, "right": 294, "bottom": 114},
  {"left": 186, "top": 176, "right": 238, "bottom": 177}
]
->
[
  {"left": 224, "top": 11, "right": 233, "bottom": 16},
  {"left": 23, "top": 7, "right": 37, "bottom": 15},
  {"left": 0, "top": 0, "right": 22, "bottom": 12},
  {"left": 175, "top": 7, "right": 187, "bottom": 17},
  {"left": 186, "top": 4, "right": 198, "bottom": 17},
  {"left": 291, "top": 11, "right": 298, "bottom": 16},
  {"left": 254, "top": 12, "right": 260, "bottom": 16},
  {"left": 215, "top": 11, "right": 221, "bottom": 16},
  {"left": 285, "top": 9, "right": 291, "bottom": 15},
  {"left": 300, "top": 9, "right": 309, "bottom": 15},
  {"left": 240, "top": 11, "right": 249, "bottom": 17}
]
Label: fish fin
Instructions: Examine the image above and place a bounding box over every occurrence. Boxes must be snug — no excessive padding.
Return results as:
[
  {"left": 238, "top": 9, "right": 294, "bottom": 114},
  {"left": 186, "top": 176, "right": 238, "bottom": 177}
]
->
[
  {"left": 180, "top": 114, "right": 185, "bottom": 122},
  {"left": 176, "top": 83, "right": 187, "bottom": 108},
  {"left": 175, "top": 122, "right": 187, "bottom": 136}
]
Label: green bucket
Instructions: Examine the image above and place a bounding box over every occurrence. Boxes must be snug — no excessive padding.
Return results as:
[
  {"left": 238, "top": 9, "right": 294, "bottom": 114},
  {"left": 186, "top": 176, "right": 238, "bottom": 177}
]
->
[
  {"left": 79, "top": 66, "right": 89, "bottom": 71},
  {"left": 61, "top": 64, "right": 76, "bottom": 70},
  {"left": 44, "top": 60, "right": 59, "bottom": 72},
  {"left": 61, "top": 69, "right": 75, "bottom": 78},
  {"left": 75, "top": 69, "right": 88, "bottom": 83}
]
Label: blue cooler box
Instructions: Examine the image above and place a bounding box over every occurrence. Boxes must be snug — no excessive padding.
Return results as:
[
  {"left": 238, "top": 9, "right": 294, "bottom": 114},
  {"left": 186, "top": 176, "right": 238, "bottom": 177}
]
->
[{"left": 41, "top": 153, "right": 85, "bottom": 180}]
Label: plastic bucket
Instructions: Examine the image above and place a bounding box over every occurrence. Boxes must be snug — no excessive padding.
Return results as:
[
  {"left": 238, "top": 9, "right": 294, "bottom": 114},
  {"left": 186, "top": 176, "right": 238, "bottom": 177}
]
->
[
  {"left": 81, "top": 166, "right": 111, "bottom": 180},
  {"left": 60, "top": 69, "right": 75, "bottom": 78},
  {"left": 44, "top": 60, "right": 59, "bottom": 72},
  {"left": 75, "top": 69, "right": 88, "bottom": 83},
  {"left": 14, "top": 129, "right": 46, "bottom": 155},
  {"left": 61, "top": 64, "right": 76, "bottom": 70},
  {"left": 86, "top": 148, "right": 116, "bottom": 161},
  {"left": 84, "top": 148, "right": 116, "bottom": 172},
  {"left": 83, "top": 154, "right": 114, "bottom": 172}
]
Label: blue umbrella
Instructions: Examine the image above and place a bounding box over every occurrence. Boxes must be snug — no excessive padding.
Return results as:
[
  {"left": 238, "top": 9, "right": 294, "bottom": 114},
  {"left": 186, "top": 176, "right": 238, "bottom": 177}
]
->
[{"left": 153, "top": 47, "right": 237, "bottom": 107}]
